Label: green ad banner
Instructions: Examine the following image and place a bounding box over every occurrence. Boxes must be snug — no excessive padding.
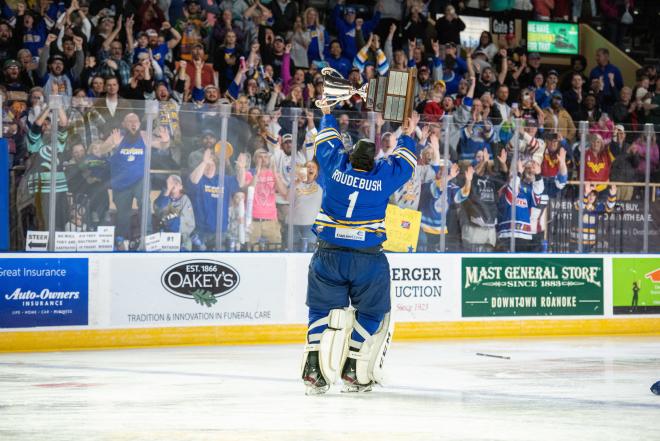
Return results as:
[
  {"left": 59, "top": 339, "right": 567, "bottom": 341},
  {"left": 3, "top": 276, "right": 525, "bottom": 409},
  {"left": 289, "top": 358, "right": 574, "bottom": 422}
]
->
[
  {"left": 612, "top": 258, "right": 660, "bottom": 315},
  {"left": 462, "top": 258, "right": 604, "bottom": 317},
  {"left": 527, "top": 21, "right": 579, "bottom": 55}
]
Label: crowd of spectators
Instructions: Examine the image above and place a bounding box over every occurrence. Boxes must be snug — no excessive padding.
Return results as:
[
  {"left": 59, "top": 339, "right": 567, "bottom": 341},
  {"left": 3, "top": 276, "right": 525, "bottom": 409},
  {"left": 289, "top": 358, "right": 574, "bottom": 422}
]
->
[{"left": 1, "top": 0, "right": 659, "bottom": 252}]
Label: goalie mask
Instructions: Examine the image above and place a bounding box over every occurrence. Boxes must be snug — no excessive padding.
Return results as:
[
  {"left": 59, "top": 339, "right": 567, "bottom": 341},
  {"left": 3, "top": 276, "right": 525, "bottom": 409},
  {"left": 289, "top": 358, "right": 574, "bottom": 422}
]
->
[{"left": 350, "top": 139, "right": 376, "bottom": 172}]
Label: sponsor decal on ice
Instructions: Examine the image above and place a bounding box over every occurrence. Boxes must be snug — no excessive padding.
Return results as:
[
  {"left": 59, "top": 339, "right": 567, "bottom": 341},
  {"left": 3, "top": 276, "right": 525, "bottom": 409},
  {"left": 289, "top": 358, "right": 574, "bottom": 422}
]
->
[{"left": 161, "top": 259, "right": 240, "bottom": 307}]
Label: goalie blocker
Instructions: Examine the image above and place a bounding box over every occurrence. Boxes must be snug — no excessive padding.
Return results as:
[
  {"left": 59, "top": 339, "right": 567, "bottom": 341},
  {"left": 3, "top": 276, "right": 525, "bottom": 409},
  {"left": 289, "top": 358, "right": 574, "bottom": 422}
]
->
[{"left": 301, "top": 309, "right": 394, "bottom": 394}]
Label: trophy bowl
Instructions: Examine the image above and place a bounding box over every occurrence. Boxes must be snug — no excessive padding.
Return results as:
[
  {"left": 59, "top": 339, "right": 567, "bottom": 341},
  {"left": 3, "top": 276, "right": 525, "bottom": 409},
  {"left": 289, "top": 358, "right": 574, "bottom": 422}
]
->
[{"left": 315, "top": 67, "right": 367, "bottom": 109}]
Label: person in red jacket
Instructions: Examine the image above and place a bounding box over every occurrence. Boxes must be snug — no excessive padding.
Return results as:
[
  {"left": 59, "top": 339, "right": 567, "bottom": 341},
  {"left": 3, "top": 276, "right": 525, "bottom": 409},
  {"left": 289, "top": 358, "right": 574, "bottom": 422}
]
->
[{"left": 583, "top": 133, "right": 614, "bottom": 184}]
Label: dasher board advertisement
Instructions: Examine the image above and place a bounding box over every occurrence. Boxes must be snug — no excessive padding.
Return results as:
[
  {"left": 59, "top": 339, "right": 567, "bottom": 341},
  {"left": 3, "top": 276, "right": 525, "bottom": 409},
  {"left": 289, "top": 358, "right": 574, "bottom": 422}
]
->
[
  {"left": 110, "top": 255, "right": 288, "bottom": 326},
  {"left": 462, "top": 257, "right": 603, "bottom": 317}
]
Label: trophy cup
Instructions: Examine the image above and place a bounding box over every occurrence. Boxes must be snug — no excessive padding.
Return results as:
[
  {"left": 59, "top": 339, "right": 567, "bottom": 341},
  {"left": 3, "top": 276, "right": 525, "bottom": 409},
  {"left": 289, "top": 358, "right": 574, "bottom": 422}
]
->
[
  {"left": 315, "top": 67, "right": 368, "bottom": 108},
  {"left": 315, "top": 67, "right": 417, "bottom": 123}
]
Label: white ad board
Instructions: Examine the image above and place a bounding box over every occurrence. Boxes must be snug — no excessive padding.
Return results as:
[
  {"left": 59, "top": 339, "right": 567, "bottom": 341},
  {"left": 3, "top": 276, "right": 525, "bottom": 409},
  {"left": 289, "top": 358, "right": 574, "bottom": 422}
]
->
[
  {"left": 110, "top": 254, "right": 289, "bottom": 327},
  {"left": 388, "top": 254, "right": 461, "bottom": 322}
]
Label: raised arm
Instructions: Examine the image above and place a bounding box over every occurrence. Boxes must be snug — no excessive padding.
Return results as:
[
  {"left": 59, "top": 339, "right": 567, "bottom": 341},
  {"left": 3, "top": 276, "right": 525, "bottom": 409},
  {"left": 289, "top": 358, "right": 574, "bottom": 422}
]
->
[
  {"left": 190, "top": 148, "right": 212, "bottom": 184},
  {"left": 466, "top": 73, "right": 476, "bottom": 99},
  {"left": 243, "top": 1, "right": 259, "bottom": 19},
  {"left": 363, "top": 1, "right": 382, "bottom": 34},
  {"left": 353, "top": 33, "right": 373, "bottom": 72},
  {"left": 126, "top": 15, "right": 136, "bottom": 53},
  {"left": 151, "top": 126, "right": 171, "bottom": 149},
  {"left": 38, "top": 34, "right": 57, "bottom": 78},
  {"left": 71, "top": 36, "right": 85, "bottom": 80},
  {"left": 102, "top": 15, "right": 123, "bottom": 51},
  {"left": 163, "top": 21, "right": 182, "bottom": 49},
  {"left": 385, "top": 112, "right": 420, "bottom": 189},
  {"left": 332, "top": 2, "right": 349, "bottom": 34},
  {"left": 460, "top": 165, "right": 474, "bottom": 198},
  {"left": 496, "top": 48, "right": 508, "bottom": 85},
  {"left": 98, "top": 128, "right": 122, "bottom": 155},
  {"left": 313, "top": 99, "right": 343, "bottom": 172},
  {"left": 384, "top": 23, "right": 395, "bottom": 62},
  {"left": 281, "top": 44, "right": 292, "bottom": 93}
]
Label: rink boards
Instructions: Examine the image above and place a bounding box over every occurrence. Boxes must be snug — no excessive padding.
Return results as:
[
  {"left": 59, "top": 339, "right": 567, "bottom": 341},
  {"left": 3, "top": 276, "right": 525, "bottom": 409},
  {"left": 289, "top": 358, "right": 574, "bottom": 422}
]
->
[{"left": 1, "top": 253, "right": 660, "bottom": 351}]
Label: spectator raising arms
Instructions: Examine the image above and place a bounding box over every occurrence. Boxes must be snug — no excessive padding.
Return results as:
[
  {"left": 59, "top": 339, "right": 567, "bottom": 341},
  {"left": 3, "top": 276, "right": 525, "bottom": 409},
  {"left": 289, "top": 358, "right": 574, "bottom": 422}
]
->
[
  {"left": 332, "top": 0, "right": 381, "bottom": 62},
  {"left": 429, "top": 5, "right": 465, "bottom": 47},
  {"left": 302, "top": 7, "right": 329, "bottom": 65},
  {"left": 98, "top": 113, "right": 170, "bottom": 245},
  {"left": 25, "top": 102, "right": 70, "bottom": 230}
]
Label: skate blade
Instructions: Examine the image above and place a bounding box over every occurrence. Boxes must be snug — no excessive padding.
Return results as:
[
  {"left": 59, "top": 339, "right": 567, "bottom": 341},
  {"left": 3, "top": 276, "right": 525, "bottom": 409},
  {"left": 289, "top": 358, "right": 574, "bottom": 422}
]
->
[
  {"left": 304, "top": 384, "right": 330, "bottom": 396},
  {"left": 341, "top": 383, "right": 373, "bottom": 393}
]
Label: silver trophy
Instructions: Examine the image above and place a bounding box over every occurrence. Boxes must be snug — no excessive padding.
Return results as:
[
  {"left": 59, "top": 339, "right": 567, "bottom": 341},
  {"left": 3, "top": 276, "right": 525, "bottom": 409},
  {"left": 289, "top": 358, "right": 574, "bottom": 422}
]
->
[{"left": 315, "top": 67, "right": 368, "bottom": 108}]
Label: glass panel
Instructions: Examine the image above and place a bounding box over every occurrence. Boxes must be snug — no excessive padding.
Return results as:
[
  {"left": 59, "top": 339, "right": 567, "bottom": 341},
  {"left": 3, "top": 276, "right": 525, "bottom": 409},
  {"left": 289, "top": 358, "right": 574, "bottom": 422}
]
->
[
  {"left": 4, "top": 90, "right": 660, "bottom": 256},
  {"left": 70, "top": 99, "right": 149, "bottom": 252},
  {"left": 174, "top": 101, "right": 225, "bottom": 252}
]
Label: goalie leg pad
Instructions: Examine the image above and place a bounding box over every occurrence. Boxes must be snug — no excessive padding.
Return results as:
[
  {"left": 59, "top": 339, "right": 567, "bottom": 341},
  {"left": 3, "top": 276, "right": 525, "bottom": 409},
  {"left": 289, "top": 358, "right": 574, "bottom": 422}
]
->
[
  {"left": 301, "top": 308, "right": 353, "bottom": 387},
  {"left": 319, "top": 308, "right": 353, "bottom": 384},
  {"left": 347, "top": 312, "right": 393, "bottom": 386}
]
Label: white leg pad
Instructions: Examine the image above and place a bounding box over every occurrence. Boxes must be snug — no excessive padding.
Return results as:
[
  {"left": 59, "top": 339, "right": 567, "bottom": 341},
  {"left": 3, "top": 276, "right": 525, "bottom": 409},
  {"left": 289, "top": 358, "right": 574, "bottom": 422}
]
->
[
  {"left": 319, "top": 308, "right": 353, "bottom": 384},
  {"left": 301, "top": 309, "right": 353, "bottom": 385},
  {"left": 350, "top": 312, "right": 394, "bottom": 385}
]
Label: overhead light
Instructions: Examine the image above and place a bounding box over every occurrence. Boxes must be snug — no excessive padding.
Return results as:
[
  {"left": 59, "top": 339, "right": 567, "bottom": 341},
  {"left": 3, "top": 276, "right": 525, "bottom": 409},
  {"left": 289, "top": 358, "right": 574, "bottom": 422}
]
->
[{"left": 625, "top": 48, "right": 631, "bottom": 53}]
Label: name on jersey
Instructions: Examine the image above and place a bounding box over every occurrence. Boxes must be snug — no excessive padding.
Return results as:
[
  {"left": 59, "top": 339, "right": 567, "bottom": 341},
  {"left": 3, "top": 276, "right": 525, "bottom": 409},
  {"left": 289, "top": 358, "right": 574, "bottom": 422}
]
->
[
  {"left": 119, "top": 147, "right": 144, "bottom": 156},
  {"left": 331, "top": 169, "right": 382, "bottom": 192}
]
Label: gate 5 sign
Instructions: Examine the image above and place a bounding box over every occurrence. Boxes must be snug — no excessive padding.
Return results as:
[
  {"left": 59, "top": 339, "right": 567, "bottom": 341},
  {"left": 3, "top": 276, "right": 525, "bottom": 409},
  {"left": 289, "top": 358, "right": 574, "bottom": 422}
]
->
[{"left": 462, "top": 258, "right": 603, "bottom": 317}]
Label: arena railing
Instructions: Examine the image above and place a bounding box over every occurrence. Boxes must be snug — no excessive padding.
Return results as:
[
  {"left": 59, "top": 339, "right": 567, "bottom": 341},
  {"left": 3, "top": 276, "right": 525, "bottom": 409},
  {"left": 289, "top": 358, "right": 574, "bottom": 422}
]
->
[{"left": 3, "top": 95, "right": 659, "bottom": 254}]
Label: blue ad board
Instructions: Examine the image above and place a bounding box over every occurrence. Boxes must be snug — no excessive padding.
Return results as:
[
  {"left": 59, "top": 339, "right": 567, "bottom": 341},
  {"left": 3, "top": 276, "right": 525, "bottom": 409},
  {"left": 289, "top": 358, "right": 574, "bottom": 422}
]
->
[{"left": 0, "top": 258, "right": 89, "bottom": 328}]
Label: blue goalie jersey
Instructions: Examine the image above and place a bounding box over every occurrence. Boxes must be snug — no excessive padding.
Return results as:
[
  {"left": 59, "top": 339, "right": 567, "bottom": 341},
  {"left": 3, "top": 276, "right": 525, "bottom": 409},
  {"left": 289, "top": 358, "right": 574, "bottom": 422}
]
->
[{"left": 312, "top": 114, "right": 417, "bottom": 248}]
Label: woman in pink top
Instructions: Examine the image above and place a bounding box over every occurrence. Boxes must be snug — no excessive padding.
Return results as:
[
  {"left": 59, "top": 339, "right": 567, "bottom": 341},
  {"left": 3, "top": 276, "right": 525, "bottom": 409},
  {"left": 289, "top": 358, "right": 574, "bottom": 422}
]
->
[{"left": 239, "top": 149, "right": 289, "bottom": 249}]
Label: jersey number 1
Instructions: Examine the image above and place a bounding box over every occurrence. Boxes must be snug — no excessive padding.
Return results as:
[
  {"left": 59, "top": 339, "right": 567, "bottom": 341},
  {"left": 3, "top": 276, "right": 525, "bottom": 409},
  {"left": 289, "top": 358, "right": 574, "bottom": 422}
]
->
[{"left": 346, "top": 191, "right": 359, "bottom": 218}]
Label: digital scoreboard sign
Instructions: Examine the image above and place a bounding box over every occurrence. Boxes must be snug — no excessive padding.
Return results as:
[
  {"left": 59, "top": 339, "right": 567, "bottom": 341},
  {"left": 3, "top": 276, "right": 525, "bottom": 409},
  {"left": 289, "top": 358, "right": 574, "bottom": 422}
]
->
[{"left": 527, "top": 21, "right": 579, "bottom": 55}]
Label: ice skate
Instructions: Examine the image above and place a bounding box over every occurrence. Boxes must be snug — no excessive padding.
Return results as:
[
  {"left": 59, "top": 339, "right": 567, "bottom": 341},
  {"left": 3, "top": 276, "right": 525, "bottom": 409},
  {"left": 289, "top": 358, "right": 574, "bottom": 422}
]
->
[
  {"left": 302, "top": 351, "right": 329, "bottom": 395},
  {"left": 341, "top": 358, "right": 373, "bottom": 393}
]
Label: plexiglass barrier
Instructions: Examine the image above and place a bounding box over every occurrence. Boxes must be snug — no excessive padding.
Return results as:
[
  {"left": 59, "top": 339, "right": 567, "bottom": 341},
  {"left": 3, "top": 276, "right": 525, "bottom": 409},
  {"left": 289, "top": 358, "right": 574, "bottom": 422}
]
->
[{"left": 2, "top": 94, "right": 660, "bottom": 253}]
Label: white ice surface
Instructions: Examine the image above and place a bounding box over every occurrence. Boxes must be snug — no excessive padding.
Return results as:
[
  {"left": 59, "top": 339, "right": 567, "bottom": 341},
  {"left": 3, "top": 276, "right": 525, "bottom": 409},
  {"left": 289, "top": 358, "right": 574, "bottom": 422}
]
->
[{"left": 1, "top": 337, "right": 659, "bottom": 441}]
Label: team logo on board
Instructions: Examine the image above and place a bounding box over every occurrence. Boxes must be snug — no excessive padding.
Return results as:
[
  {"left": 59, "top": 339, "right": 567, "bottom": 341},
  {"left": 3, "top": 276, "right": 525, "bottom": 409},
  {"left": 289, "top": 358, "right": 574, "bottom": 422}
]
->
[{"left": 161, "top": 259, "right": 240, "bottom": 307}]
